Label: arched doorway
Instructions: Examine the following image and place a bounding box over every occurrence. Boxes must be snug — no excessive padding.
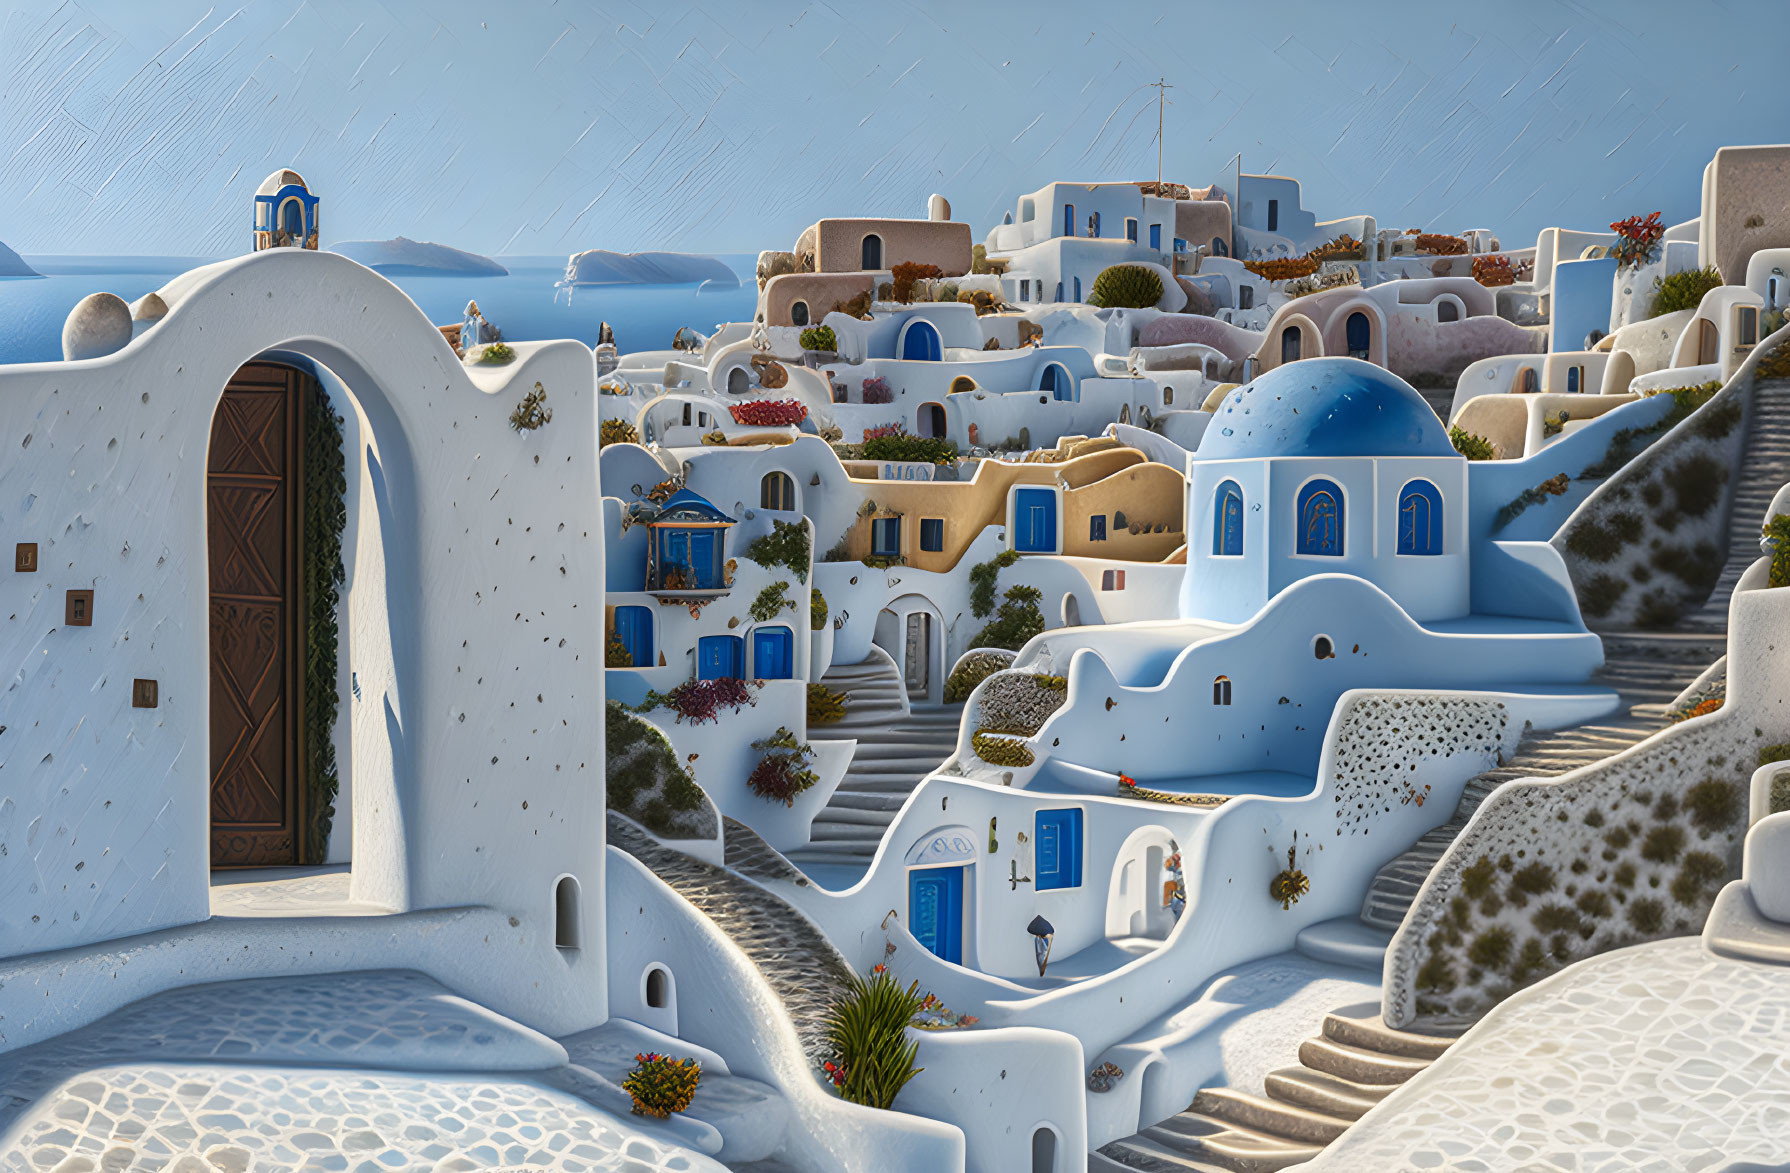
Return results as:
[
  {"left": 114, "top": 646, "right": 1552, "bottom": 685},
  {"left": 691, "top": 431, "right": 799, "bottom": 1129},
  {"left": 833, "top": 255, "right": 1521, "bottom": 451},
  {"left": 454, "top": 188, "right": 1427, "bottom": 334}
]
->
[
  {"left": 1345, "top": 312, "right": 1371, "bottom": 359},
  {"left": 1106, "top": 827, "right": 1179, "bottom": 943},
  {"left": 1040, "top": 362, "right": 1073, "bottom": 402},
  {"left": 873, "top": 596, "right": 944, "bottom": 701},
  {"left": 1698, "top": 318, "right": 1719, "bottom": 365},
  {"left": 760, "top": 471, "right": 795, "bottom": 511},
  {"left": 1281, "top": 326, "right": 1302, "bottom": 364},
  {"left": 861, "top": 234, "right": 883, "bottom": 270},
  {"left": 918, "top": 402, "right": 947, "bottom": 438},
  {"left": 1437, "top": 299, "right": 1460, "bottom": 323},
  {"left": 208, "top": 362, "right": 333, "bottom": 868},
  {"left": 902, "top": 319, "right": 943, "bottom": 361},
  {"left": 727, "top": 367, "right": 749, "bottom": 394}
]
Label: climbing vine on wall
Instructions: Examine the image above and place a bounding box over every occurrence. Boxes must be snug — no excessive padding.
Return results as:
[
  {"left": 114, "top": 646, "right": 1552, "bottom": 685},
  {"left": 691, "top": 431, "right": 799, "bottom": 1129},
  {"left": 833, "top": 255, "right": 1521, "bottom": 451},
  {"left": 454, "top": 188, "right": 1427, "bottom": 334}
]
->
[{"left": 303, "top": 387, "right": 348, "bottom": 864}]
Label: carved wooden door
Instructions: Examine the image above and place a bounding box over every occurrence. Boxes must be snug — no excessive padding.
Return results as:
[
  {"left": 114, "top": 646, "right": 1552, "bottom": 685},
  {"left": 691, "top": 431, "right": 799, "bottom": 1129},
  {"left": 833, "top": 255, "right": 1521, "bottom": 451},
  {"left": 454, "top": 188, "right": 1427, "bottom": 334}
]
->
[{"left": 209, "top": 363, "right": 306, "bottom": 867}]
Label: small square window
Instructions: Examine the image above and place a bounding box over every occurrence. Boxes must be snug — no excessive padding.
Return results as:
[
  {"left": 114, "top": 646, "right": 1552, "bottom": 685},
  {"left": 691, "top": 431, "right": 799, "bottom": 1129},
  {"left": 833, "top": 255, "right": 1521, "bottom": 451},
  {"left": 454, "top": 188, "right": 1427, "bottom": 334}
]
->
[
  {"left": 1125, "top": 218, "right": 1138, "bottom": 242},
  {"left": 1020, "top": 279, "right": 1031, "bottom": 301},
  {"left": 920, "top": 518, "right": 945, "bottom": 552},
  {"left": 1739, "top": 306, "right": 1759, "bottom": 346},
  {"left": 871, "top": 517, "right": 901, "bottom": 557}
]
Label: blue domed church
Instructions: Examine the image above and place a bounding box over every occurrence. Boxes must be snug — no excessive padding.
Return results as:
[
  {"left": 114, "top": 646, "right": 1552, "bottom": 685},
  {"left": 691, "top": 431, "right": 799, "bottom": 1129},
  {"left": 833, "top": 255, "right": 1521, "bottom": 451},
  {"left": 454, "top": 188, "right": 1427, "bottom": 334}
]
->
[{"left": 1182, "top": 359, "right": 1470, "bottom": 624}]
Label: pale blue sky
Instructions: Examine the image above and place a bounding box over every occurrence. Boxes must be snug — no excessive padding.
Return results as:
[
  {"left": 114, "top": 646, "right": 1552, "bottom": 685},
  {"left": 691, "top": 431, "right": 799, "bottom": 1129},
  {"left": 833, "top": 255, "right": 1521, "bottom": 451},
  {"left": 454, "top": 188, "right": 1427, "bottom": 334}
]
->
[{"left": 1, "top": 0, "right": 1784, "bottom": 257}]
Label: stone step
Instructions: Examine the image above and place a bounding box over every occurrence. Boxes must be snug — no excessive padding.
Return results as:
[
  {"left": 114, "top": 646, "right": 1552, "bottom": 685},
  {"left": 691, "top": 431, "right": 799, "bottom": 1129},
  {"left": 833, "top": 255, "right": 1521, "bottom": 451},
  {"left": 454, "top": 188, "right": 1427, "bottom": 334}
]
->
[
  {"left": 1261, "top": 1067, "right": 1392, "bottom": 1122},
  {"left": 1144, "top": 1114, "right": 1324, "bottom": 1172},
  {"left": 1189, "top": 1088, "right": 1351, "bottom": 1146},
  {"left": 1098, "top": 1135, "right": 1233, "bottom": 1172},
  {"left": 820, "top": 791, "right": 909, "bottom": 812},
  {"left": 1321, "top": 1012, "right": 1455, "bottom": 1060},
  {"left": 1292, "top": 917, "right": 1392, "bottom": 971},
  {"left": 1297, "top": 1036, "right": 1433, "bottom": 1085}
]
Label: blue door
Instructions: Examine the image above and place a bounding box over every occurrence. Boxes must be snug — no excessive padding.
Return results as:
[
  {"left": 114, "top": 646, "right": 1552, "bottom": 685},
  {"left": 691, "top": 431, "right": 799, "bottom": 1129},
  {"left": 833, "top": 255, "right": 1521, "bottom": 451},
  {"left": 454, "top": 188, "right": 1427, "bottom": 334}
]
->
[
  {"left": 1346, "top": 312, "right": 1370, "bottom": 359},
  {"left": 909, "top": 866, "right": 964, "bottom": 964},
  {"left": 1014, "top": 488, "right": 1057, "bottom": 552},
  {"left": 697, "top": 635, "right": 743, "bottom": 680},
  {"left": 613, "top": 605, "right": 654, "bottom": 668},
  {"left": 1063, "top": 203, "right": 1075, "bottom": 238},
  {"left": 1035, "top": 808, "right": 1084, "bottom": 890},
  {"left": 902, "top": 320, "right": 942, "bottom": 361},
  {"left": 752, "top": 626, "right": 794, "bottom": 679},
  {"left": 689, "top": 530, "right": 719, "bottom": 588},
  {"left": 1213, "top": 480, "right": 1244, "bottom": 556},
  {"left": 1073, "top": 276, "right": 1081, "bottom": 303}
]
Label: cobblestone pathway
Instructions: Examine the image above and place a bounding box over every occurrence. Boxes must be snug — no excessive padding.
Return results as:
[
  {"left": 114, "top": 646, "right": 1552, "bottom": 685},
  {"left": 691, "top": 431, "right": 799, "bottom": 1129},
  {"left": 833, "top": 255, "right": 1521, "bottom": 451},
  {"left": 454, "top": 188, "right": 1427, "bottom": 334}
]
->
[{"left": 609, "top": 815, "right": 854, "bottom": 1063}]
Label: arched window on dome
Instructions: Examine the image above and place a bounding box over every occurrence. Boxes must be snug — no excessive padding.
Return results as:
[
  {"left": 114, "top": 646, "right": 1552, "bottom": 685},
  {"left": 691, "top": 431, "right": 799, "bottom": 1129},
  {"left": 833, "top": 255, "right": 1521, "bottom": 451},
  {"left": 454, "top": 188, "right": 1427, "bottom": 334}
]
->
[
  {"left": 1397, "top": 479, "right": 1443, "bottom": 556},
  {"left": 1296, "top": 479, "right": 1344, "bottom": 557},
  {"left": 1212, "top": 480, "right": 1244, "bottom": 556}
]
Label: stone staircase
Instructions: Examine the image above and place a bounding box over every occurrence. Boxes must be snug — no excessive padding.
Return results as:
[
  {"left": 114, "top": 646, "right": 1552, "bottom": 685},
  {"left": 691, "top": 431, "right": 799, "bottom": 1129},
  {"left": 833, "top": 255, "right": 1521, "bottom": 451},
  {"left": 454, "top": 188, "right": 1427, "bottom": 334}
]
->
[
  {"left": 791, "top": 656, "right": 965, "bottom": 868},
  {"left": 1680, "top": 376, "right": 1790, "bottom": 631},
  {"left": 1357, "top": 629, "right": 1722, "bottom": 932},
  {"left": 607, "top": 814, "right": 853, "bottom": 1064},
  {"left": 1093, "top": 1009, "right": 1456, "bottom": 1172}
]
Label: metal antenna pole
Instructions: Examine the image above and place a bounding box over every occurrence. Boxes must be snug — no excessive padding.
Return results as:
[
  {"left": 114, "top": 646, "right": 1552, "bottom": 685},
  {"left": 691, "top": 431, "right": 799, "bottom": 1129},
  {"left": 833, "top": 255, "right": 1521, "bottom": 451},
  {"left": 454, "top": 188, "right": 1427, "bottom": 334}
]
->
[{"left": 1150, "top": 77, "right": 1173, "bottom": 191}]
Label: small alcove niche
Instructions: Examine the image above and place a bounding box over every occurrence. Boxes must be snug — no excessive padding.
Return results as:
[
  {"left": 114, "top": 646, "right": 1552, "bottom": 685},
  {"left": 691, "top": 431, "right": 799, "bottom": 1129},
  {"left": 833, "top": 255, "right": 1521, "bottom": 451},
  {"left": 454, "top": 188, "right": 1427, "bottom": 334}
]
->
[
  {"left": 645, "top": 964, "right": 672, "bottom": 1008},
  {"left": 554, "top": 874, "right": 582, "bottom": 951},
  {"left": 1313, "top": 635, "right": 1335, "bottom": 660}
]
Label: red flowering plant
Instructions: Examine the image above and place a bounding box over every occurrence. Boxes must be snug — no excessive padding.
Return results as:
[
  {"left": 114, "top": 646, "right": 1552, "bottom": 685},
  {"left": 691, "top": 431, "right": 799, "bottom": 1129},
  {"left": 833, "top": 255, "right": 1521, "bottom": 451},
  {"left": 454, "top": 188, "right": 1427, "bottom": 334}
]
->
[
  {"left": 861, "top": 421, "right": 906, "bottom": 442},
  {"left": 1610, "top": 211, "right": 1664, "bottom": 270},
  {"left": 1117, "top": 773, "right": 1138, "bottom": 790},
  {"left": 861, "top": 376, "right": 893, "bottom": 404},
  {"left": 728, "top": 398, "right": 807, "bottom": 427},
  {"left": 634, "top": 678, "right": 757, "bottom": 725}
]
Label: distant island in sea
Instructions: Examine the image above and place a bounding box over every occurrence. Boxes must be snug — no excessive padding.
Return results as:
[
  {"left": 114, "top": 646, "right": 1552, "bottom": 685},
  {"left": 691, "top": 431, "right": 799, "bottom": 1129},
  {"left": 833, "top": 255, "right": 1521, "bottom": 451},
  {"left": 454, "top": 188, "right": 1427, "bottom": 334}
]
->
[
  {"left": 0, "top": 239, "right": 43, "bottom": 278},
  {"left": 330, "top": 237, "right": 509, "bottom": 277},
  {"left": 560, "top": 249, "right": 739, "bottom": 288}
]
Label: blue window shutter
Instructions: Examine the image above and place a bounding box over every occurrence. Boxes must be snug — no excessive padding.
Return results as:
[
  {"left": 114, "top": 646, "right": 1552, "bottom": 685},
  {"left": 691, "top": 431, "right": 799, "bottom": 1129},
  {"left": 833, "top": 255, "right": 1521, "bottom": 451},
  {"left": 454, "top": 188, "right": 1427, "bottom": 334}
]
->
[{"left": 1036, "top": 809, "right": 1083, "bottom": 890}]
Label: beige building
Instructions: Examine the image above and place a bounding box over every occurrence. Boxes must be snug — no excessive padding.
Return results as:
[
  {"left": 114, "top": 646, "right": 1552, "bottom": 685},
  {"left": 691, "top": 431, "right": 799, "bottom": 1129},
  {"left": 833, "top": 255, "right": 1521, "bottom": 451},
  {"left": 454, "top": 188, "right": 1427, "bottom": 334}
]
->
[
  {"left": 795, "top": 218, "right": 972, "bottom": 276},
  {"left": 1701, "top": 144, "right": 1790, "bottom": 284}
]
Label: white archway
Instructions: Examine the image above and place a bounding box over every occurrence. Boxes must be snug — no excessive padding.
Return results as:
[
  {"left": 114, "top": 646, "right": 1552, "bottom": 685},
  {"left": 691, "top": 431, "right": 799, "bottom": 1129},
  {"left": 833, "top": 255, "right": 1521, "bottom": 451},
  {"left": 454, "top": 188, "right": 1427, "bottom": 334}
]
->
[{"left": 1105, "top": 825, "right": 1179, "bottom": 943}]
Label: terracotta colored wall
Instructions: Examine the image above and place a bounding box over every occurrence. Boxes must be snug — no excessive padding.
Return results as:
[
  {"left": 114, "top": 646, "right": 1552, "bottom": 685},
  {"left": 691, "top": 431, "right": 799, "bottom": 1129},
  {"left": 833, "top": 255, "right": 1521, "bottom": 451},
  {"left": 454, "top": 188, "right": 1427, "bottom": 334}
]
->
[
  {"left": 764, "top": 273, "right": 875, "bottom": 327},
  {"left": 1709, "top": 146, "right": 1790, "bottom": 284},
  {"left": 813, "top": 219, "right": 973, "bottom": 276},
  {"left": 1175, "top": 200, "right": 1232, "bottom": 250},
  {"left": 832, "top": 447, "right": 1182, "bottom": 572}
]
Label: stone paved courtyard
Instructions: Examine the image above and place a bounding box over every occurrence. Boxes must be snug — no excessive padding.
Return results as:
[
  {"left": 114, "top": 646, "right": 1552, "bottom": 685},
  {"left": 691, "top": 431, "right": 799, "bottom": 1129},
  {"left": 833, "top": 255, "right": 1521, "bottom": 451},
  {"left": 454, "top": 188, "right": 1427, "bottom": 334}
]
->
[
  {"left": 1304, "top": 937, "right": 1790, "bottom": 1172},
  {"left": 0, "top": 1065, "right": 728, "bottom": 1173}
]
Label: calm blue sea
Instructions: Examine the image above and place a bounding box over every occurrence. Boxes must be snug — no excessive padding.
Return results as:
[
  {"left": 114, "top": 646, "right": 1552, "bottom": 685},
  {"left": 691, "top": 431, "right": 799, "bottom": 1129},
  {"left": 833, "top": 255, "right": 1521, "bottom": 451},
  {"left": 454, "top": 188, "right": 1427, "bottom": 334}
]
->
[{"left": 0, "top": 254, "right": 758, "bottom": 365}]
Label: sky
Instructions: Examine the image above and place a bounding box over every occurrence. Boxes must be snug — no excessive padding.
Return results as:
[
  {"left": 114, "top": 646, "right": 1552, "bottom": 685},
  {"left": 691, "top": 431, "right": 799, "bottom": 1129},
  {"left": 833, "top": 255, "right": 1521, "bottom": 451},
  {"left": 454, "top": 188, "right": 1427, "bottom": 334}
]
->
[{"left": 1, "top": 0, "right": 1786, "bottom": 258}]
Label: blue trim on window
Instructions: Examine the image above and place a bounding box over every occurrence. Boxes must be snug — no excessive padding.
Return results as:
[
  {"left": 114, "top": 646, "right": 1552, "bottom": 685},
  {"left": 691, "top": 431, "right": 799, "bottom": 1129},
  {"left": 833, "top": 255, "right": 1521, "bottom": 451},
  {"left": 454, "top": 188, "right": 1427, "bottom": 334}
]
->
[
  {"left": 1296, "top": 480, "right": 1345, "bottom": 557},
  {"left": 1035, "top": 808, "right": 1083, "bottom": 890},
  {"left": 1213, "top": 480, "right": 1244, "bottom": 556},
  {"left": 1396, "top": 479, "right": 1444, "bottom": 556}
]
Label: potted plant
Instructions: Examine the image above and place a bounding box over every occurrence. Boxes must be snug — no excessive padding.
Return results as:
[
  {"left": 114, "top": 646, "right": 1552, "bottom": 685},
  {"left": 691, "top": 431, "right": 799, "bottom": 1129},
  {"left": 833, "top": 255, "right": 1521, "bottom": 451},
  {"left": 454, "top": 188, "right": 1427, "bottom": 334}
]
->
[{"left": 800, "top": 325, "right": 839, "bottom": 367}]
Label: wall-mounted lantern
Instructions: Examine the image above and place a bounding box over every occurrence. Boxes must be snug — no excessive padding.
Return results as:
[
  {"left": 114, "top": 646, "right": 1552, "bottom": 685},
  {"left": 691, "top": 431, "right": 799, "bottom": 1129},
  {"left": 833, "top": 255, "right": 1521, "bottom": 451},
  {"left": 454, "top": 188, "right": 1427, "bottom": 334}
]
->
[{"left": 1027, "top": 915, "right": 1055, "bottom": 976}]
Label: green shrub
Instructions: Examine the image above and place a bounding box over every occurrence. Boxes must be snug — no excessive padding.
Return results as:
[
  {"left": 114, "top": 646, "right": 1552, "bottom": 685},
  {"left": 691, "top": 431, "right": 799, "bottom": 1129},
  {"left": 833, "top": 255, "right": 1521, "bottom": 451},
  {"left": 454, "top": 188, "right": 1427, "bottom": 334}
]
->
[
  {"left": 749, "top": 581, "right": 794, "bottom": 623},
  {"left": 1565, "top": 518, "right": 1626, "bottom": 563},
  {"left": 1416, "top": 950, "right": 1456, "bottom": 993},
  {"left": 968, "top": 549, "right": 1021, "bottom": 618},
  {"left": 1509, "top": 937, "right": 1552, "bottom": 983},
  {"left": 478, "top": 340, "right": 515, "bottom": 363},
  {"left": 1090, "top": 264, "right": 1164, "bottom": 309},
  {"left": 1613, "top": 860, "right": 1637, "bottom": 888},
  {"left": 811, "top": 589, "right": 829, "bottom": 631},
  {"left": 971, "top": 584, "right": 1046, "bottom": 651},
  {"left": 1461, "top": 856, "right": 1498, "bottom": 900},
  {"left": 624, "top": 1052, "right": 701, "bottom": 1118},
  {"left": 604, "top": 701, "right": 708, "bottom": 837},
  {"left": 823, "top": 968, "right": 926, "bottom": 1109},
  {"left": 1626, "top": 897, "right": 1666, "bottom": 934},
  {"left": 1531, "top": 903, "right": 1582, "bottom": 935},
  {"left": 1667, "top": 453, "right": 1726, "bottom": 518},
  {"left": 1574, "top": 889, "right": 1613, "bottom": 922},
  {"left": 861, "top": 434, "right": 958, "bottom": 464},
  {"left": 1648, "top": 266, "right": 1722, "bottom": 318},
  {"left": 935, "top": 282, "right": 960, "bottom": 303},
  {"left": 1466, "top": 926, "right": 1514, "bottom": 972},
  {"left": 598, "top": 417, "right": 638, "bottom": 447},
  {"left": 1765, "top": 514, "right": 1790, "bottom": 588},
  {"left": 1684, "top": 778, "right": 1740, "bottom": 835},
  {"left": 1759, "top": 743, "right": 1790, "bottom": 768},
  {"left": 1509, "top": 862, "right": 1556, "bottom": 901},
  {"left": 1640, "top": 824, "right": 1685, "bottom": 864},
  {"left": 1449, "top": 426, "right": 1495, "bottom": 461},
  {"left": 800, "top": 325, "right": 838, "bottom": 352},
  {"left": 945, "top": 650, "right": 1013, "bottom": 703},
  {"left": 807, "top": 682, "right": 847, "bottom": 726},
  {"left": 1578, "top": 572, "right": 1627, "bottom": 617},
  {"left": 972, "top": 731, "right": 1034, "bottom": 767},
  {"left": 1671, "top": 851, "right": 1729, "bottom": 906},
  {"left": 607, "top": 632, "right": 634, "bottom": 668},
  {"left": 746, "top": 519, "right": 812, "bottom": 582}
]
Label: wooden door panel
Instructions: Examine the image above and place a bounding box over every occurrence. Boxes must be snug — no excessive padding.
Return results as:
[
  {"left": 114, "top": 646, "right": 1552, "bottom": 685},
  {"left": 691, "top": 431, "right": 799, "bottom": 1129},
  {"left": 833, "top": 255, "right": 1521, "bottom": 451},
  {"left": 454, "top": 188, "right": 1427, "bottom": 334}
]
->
[{"left": 209, "top": 363, "right": 304, "bottom": 867}]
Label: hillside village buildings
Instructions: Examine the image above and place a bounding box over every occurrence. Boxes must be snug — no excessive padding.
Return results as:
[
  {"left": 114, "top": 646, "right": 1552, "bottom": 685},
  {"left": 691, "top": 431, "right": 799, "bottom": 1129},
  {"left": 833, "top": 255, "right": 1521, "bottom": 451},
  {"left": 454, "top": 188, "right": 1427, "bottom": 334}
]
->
[{"left": 6, "top": 142, "right": 1790, "bottom": 1173}]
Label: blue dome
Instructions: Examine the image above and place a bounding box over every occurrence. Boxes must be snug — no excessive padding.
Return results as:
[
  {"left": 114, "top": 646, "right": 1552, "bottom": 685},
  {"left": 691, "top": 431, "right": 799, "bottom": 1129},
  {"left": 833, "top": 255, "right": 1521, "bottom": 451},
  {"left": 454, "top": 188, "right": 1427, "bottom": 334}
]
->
[{"left": 1195, "top": 358, "right": 1455, "bottom": 460}]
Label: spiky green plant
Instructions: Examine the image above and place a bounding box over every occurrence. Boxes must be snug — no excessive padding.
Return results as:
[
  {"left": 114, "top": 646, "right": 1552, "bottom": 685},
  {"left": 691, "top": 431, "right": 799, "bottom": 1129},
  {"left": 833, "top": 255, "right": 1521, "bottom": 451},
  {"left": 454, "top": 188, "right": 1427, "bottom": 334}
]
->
[
  {"left": 623, "top": 1053, "right": 701, "bottom": 1118},
  {"left": 822, "top": 968, "right": 926, "bottom": 1109},
  {"left": 1090, "top": 264, "right": 1164, "bottom": 309}
]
